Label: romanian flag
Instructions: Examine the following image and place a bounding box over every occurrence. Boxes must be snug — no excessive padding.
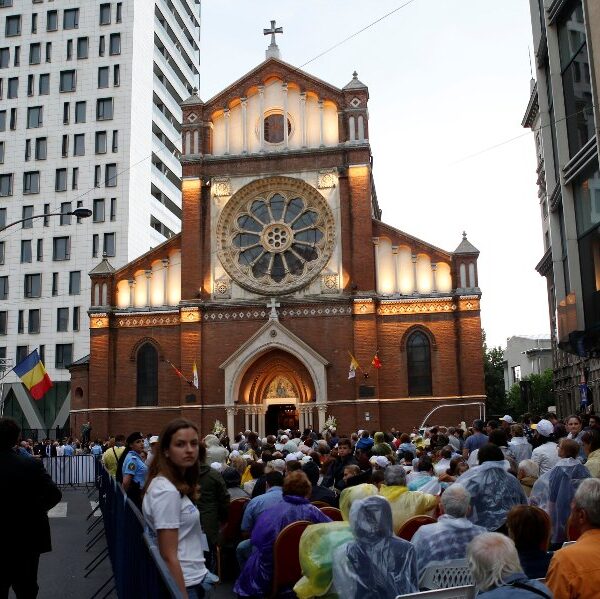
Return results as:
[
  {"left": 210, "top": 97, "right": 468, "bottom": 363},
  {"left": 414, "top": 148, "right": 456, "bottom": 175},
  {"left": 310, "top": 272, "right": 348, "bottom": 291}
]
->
[
  {"left": 348, "top": 352, "right": 360, "bottom": 379},
  {"left": 372, "top": 352, "right": 382, "bottom": 369},
  {"left": 13, "top": 349, "right": 52, "bottom": 400},
  {"left": 192, "top": 360, "right": 199, "bottom": 389}
]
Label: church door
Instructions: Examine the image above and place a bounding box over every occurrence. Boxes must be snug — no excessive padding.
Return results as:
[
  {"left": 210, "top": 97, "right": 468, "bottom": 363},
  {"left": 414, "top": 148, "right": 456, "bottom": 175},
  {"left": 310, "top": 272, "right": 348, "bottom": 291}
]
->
[{"left": 265, "top": 404, "right": 298, "bottom": 434}]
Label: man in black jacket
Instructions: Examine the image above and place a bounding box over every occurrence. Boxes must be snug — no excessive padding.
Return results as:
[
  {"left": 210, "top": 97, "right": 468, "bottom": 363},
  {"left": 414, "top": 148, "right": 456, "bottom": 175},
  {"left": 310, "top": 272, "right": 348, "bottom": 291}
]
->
[
  {"left": 321, "top": 438, "right": 357, "bottom": 492},
  {"left": 0, "top": 417, "right": 62, "bottom": 598}
]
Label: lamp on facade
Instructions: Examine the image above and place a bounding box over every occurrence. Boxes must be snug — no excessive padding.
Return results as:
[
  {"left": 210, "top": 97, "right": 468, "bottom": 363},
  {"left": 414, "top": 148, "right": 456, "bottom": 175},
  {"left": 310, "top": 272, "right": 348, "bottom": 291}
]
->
[{"left": 0, "top": 207, "right": 92, "bottom": 232}]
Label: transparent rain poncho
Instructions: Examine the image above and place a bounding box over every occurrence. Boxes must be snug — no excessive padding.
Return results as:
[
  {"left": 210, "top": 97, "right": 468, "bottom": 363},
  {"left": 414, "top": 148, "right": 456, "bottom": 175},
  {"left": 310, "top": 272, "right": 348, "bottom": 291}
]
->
[
  {"left": 456, "top": 460, "right": 527, "bottom": 531},
  {"left": 529, "top": 457, "right": 591, "bottom": 544},
  {"left": 332, "top": 496, "right": 419, "bottom": 599}
]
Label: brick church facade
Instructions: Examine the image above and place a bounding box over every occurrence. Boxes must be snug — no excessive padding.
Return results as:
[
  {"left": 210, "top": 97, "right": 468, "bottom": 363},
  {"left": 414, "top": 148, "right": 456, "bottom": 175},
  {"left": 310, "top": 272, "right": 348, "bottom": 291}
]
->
[{"left": 69, "top": 49, "right": 485, "bottom": 439}]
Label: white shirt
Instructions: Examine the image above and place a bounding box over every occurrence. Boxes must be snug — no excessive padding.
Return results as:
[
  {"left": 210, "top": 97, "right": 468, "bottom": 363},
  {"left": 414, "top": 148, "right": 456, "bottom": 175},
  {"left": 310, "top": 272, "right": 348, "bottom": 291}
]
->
[
  {"left": 434, "top": 458, "right": 451, "bottom": 475},
  {"left": 142, "top": 476, "right": 207, "bottom": 587},
  {"left": 531, "top": 441, "right": 559, "bottom": 475}
]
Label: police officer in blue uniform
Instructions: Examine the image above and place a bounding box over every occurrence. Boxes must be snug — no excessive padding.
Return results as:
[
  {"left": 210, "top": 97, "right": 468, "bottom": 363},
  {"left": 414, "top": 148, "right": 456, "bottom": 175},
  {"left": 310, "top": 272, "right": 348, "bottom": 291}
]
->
[{"left": 117, "top": 431, "right": 148, "bottom": 508}]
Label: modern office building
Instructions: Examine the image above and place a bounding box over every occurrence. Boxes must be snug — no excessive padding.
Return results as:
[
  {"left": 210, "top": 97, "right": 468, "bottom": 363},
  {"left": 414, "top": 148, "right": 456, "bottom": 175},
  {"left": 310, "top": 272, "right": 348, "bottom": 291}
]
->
[
  {"left": 0, "top": 0, "right": 200, "bottom": 434},
  {"left": 523, "top": 0, "right": 600, "bottom": 415},
  {"left": 502, "top": 334, "right": 553, "bottom": 393}
]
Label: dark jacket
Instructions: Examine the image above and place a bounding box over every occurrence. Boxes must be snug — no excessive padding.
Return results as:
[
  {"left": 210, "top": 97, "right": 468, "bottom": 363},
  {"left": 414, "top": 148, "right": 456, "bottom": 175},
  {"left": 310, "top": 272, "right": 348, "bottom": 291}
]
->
[
  {"left": 322, "top": 454, "right": 357, "bottom": 491},
  {"left": 311, "top": 485, "right": 339, "bottom": 507},
  {"left": 196, "top": 463, "right": 230, "bottom": 546},
  {"left": 0, "top": 448, "right": 62, "bottom": 555}
]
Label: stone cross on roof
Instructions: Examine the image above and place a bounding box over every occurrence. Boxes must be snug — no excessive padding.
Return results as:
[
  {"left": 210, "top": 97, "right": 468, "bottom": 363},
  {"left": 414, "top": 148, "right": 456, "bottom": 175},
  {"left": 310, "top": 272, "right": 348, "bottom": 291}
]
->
[
  {"left": 267, "top": 297, "right": 280, "bottom": 321},
  {"left": 264, "top": 19, "right": 283, "bottom": 60}
]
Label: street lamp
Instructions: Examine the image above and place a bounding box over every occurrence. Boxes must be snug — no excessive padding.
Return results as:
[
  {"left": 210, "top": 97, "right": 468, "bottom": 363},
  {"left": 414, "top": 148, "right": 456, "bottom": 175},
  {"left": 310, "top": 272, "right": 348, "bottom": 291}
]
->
[{"left": 0, "top": 208, "right": 93, "bottom": 233}]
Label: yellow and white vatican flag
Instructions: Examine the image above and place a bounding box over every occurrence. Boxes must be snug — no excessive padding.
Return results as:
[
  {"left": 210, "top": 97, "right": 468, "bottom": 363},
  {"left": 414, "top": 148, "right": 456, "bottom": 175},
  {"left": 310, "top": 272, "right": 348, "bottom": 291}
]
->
[
  {"left": 348, "top": 352, "right": 360, "bottom": 379},
  {"left": 192, "top": 360, "right": 199, "bottom": 389}
]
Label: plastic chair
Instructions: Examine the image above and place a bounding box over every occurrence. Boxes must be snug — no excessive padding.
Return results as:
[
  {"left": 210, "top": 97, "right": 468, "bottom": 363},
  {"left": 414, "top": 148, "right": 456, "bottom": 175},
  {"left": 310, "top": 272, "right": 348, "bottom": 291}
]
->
[
  {"left": 270, "top": 520, "right": 312, "bottom": 598},
  {"left": 219, "top": 497, "right": 249, "bottom": 545},
  {"left": 419, "top": 558, "right": 473, "bottom": 590},
  {"left": 311, "top": 500, "right": 329, "bottom": 508},
  {"left": 396, "top": 514, "right": 437, "bottom": 540},
  {"left": 320, "top": 506, "right": 343, "bottom": 521},
  {"left": 395, "top": 584, "right": 476, "bottom": 599}
]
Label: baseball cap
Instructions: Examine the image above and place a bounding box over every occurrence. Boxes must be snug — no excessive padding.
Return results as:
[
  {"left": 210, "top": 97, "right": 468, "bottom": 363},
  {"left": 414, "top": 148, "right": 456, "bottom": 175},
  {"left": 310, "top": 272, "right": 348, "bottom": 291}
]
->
[
  {"left": 500, "top": 415, "right": 514, "bottom": 424},
  {"left": 536, "top": 419, "right": 553, "bottom": 437},
  {"left": 149, "top": 435, "right": 159, "bottom": 444}
]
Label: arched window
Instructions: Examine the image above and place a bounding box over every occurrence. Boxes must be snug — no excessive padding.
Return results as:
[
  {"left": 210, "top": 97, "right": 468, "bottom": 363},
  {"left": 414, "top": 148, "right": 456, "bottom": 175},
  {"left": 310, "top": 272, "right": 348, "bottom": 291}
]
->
[
  {"left": 137, "top": 343, "right": 158, "bottom": 406},
  {"left": 407, "top": 331, "right": 432, "bottom": 396}
]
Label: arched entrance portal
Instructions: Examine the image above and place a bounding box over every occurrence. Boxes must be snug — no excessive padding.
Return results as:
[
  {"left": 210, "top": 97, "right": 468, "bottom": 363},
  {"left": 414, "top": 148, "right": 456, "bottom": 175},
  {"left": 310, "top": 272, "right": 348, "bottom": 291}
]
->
[{"left": 237, "top": 349, "right": 315, "bottom": 436}]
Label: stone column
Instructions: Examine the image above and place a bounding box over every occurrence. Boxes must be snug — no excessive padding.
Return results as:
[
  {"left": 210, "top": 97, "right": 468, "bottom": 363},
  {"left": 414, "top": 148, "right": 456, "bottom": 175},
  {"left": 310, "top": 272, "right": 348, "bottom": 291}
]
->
[
  {"left": 224, "top": 108, "right": 230, "bottom": 155},
  {"left": 257, "top": 406, "right": 265, "bottom": 438},
  {"left": 318, "top": 99, "right": 324, "bottom": 147},
  {"left": 251, "top": 409, "right": 257, "bottom": 433},
  {"left": 244, "top": 408, "right": 250, "bottom": 431},
  {"left": 412, "top": 254, "right": 418, "bottom": 294},
  {"left": 373, "top": 237, "right": 380, "bottom": 294},
  {"left": 145, "top": 270, "right": 152, "bottom": 307},
  {"left": 392, "top": 246, "right": 399, "bottom": 294},
  {"left": 299, "top": 92, "right": 307, "bottom": 147},
  {"left": 317, "top": 404, "right": 327, "bottom": 432},
  {"left": 282, "top": 83, "right": 289, "bottom": 149},
  {"left": 298, "top": 405, "right": 305, "bottom": 431},
  {"left": 241, "top": 97, "right": 248, "bottom": 153},
  {"left": 128, "top": 279, "right": 135, "bottom": 308},
  {"left": 162, "top": 258, "right": 169, "bottom": 305},
  {"left": 431, "top": 262, "right": 438, "bottom": 293},
  {"left": 226, "top": 407, "right": 236, "bottom": 441},
  {"left": 258, "top": 85, "right": 265, "bottom": 151}
]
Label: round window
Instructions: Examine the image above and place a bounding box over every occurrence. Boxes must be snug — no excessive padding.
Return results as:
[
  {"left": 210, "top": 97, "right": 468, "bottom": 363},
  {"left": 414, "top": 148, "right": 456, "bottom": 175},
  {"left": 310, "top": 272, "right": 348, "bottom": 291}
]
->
[
  {"left": 217, "top": 177, "right": 335, "bottom": 295},
  {"left": 263, "top": 113, "right": 292, "bottom": 144}
]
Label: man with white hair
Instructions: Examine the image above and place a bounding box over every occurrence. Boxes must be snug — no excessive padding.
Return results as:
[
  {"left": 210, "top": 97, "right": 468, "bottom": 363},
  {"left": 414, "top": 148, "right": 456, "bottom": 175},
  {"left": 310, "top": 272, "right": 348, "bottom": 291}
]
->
[
  {"left": 467, "top": 533, "right": 552, "bottom": 597},
  {"left": 411, "top": 484, "right": 486, "bottom": 577},
  {"left": 546, "top": 478, "right": 600, "bottom": 598}
]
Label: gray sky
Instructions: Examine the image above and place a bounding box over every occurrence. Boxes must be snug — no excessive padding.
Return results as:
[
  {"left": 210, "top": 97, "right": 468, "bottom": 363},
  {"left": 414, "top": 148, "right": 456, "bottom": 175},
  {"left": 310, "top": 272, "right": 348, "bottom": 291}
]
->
[{"left": 200, "top": 0, "right": 548, "bottom": 349}]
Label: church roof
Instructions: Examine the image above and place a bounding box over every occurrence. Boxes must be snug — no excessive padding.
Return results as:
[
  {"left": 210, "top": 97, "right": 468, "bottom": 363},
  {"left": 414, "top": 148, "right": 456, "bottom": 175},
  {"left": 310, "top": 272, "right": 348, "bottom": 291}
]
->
[
  {"left": 343, "top": 71, "right": 367, "bottom": 90},
  {"left": 454, "top": 232, "right": 480, "bottom": 254},
  {"left": 204, "top": 57, "right": 344, "bottom": 111},
  {"left": 88, "top": 257, "right": 116, "bottom": 276},
  {"left": 182, "top": 88, "right": 203, "bottom": 106},
  {"left": 374, "top": 220, "right": 452, "bottom": 259}
]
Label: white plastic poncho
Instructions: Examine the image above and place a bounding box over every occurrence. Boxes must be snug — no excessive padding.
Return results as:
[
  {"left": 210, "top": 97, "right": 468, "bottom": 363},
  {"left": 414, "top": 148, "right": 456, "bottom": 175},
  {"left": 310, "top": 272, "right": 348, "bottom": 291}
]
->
[
  {"left": 456, "top": 460, "right": 527, "bottom": 531},
  {"left": 529, "top": 457, "right": 591, "bottom": 544},
  {"left": 508, "top": 436, "right": 533, "bottom": 463},
  {"left": 332, "top": 495, "right": 419, "bottom": 598}
]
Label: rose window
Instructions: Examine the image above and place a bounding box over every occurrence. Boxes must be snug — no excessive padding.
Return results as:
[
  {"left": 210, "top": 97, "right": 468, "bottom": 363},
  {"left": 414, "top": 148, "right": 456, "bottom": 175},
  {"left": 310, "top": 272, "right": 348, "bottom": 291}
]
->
[{"left": 217, "top": 177, "right": 335, "bottom": 295}]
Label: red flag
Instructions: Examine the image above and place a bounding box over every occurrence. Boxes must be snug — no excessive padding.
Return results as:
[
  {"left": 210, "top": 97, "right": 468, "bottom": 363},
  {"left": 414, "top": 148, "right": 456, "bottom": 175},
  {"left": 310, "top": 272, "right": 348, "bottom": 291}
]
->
[
  {"left": 372, "top": 352, "right": 382, "bottom": 369},
  {"left": 166, "top": 359, "right": 192, "bottom": 386}
]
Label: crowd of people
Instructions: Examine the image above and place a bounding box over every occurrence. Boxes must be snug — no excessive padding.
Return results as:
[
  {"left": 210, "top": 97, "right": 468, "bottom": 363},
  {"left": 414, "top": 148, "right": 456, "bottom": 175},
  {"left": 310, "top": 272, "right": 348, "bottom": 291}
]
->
[{"left": 3, "top": 410, "right": 600, "bottom": 598}]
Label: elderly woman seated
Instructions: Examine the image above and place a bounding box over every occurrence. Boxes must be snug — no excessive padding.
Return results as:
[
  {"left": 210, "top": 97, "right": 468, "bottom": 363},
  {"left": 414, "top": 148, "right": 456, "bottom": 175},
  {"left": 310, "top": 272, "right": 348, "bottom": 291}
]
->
[
  {"left": 333, "top": 496, "right": 419, "bottom": 598},
  {"left": 506, "top": 505, "right": 553, "bottom": 579},
  {"left": 467, "top": 533, "right": 553, "bottom": 597},
  {"left": 233, "top": 471, "right": 331, "bottom": 597}
]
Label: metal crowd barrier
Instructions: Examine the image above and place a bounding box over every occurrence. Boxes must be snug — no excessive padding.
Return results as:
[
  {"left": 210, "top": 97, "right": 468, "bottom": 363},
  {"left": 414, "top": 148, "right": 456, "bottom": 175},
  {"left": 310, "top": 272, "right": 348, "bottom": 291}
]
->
[
  {"left": 45, "top": 455, "right": 99, "bottom": 487},
  {"left": 96, "top": 465, "right": 183, "bottom": 599}
]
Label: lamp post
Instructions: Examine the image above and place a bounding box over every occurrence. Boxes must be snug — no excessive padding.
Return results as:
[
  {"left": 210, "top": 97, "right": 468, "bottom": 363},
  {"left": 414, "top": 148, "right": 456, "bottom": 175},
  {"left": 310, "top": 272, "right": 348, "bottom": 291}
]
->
[{"left": 0, "top": 208, "right": 93, "bottom": 233}]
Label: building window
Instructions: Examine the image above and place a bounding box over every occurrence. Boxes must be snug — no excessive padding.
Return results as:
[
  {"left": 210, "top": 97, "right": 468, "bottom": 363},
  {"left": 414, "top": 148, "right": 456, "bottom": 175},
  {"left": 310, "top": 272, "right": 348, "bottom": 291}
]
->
[
  {"left": 72, "top": 167, "right": 78, "bottom": 190},
  {"left": 31, "top": 12, "right": 37, "bottom": 34},
  {"left": 92, "top": 234, "right": 99, "bottom": 257},
  {"left": 60, "top": 202, "right": 71, "bottom": 225},
  {"left": 27, "top": 74, "right": 33, "bottom": 96},
  {"left": 66, "top": 39, "right": 72, "bottom": 60},
  {"left": 29, "top": 42, "right": 41, "bottom": 65},
  {"left": 0, "top": 241, "right": 4, "bottom": 265},
  {"left": 24, "top": 273, "right": 41, "bottom": 298},
  {"left": 75, "top": 100, "right": 86, "bottom": 123},
  {"left": 53, "top": 236, "right": 70, "bottom": 261},
  {"left": 25, "top": 139, "right": 31, "bottom": 161},
  {"left": 59, "top": 69, "right": 76, "bottom": 92},
  {"left": 63, "top": 8, "right": 78, "bottom": 30},
  {"left": 36, "top": 238, "right": 43, "bottom": 261},
  {"left": 16, "top": 346, "right": 29, "bottom": 365},
  {"left": 55, "top": 343, "right": 73, "bottom": 369},
  {"left": 99, "top": 35, "right": 105, "bottom": 57},
  {"left": 73, "top": 133, "right": 85, "bottom": 156},
  {"left": 27, "top": 106, "right": 43, "bottom": 128},
  {"left": 0, "top": 110, "right": 5, "bottom": 131},
  {"left": 55, "top": 168, "right": 67, "bottom": 191},
  {"left": 95, "top": 131, "right": 107, "bottom": 154},
  {"left": 23, "top": 171, "right": 40, "bottom": 194},
  {"left": 7, "top": 76, "right": 17, "bottom": 98},
  {"left": 96, "top": 97, "right": 113, "bottom": 120},
  {"left": 9, "top": 107, "right": 16, "bottom": 129},
  {"left": 0, "top": 47, "right": 8, "bottom": 68},
  {"left": 98, "top": 66, "right": 109, "bottom": 88},
  {"left": 116, "top": 3, "right": 122, "bottom": 22},
  {"left": 0, "top": 208, "right": 5, "bottom": 228},
  {"left": 5, "top": 15, "right": 21, "bottom": 37},
  {"left": 73, "top": 307, "right": 79, "bottom": 331},
  {"left": 45, "top": 41, "right": 51, "bottom": 62},
  {"left": 38, "top": 73, "right": 49, "bottom": 95},
  {"left": 46, "top": 10, "right": 57, "bottom": 32},
  {"left": 13, "top": 46, "right": 19, "bottom": 66},
  {"left": 0, "top": 311, "right": 6, "bottom": 335},
  {"left": 43, "top": 204, "right": 50, "bottom": 227},
  {"left": 17, "top": 310, "right": 24, "bottom": 334},
  {"left": 93, "top": 198, "right": 105, "bottom": 222},
  {"left": 76, "top": 36, "right": 88, "bottom": 59},
  {"left": 57, "top": 307, "right": 68, "bottom": 332},
  {"left": 94, "top": 165, "right": 101, "bottom": 187},
  {"left": 62, "top": 101, "right": 70, "bottom": 124},
  {"left": 52, "top": 272, "right": 58, "bottom": 296},
  {"left": 105, "top": 163, "right": 117, "bottom": 187},
  {"left": 39, "top": 345, "right": 44, "bottom": 365},
  {"left": 28, "top": 309, "right": 40, "bottom": 334},
  {"left": 22, "top": 205, "right": 33, "bottom": 228},
  {"left": 407, "top": 330, "right": 432, "bottom": 397},
  {"left": 61, "top": 135, "right": 69, "bottom": 157},
  {"left": 103, "top": 233, "right": 115, "bottom": 257},
  {"left": 0, "top": 276, "right": 7, "bottom": 300},
  {"left": 137, "top": 343, "right": 158, "bottom": 406},
  {"left": 20, "top": 239, "right": 32, "bottom": 263},
  {"left": 69, "top": 271, "right": 81, "bottom": 295},
  {"left": 0, "top": 141, "right": 3, "bottom": 163},
  {"left": 0, "top": 173, "right": 12, "bottom": 196},
  {"left": 113, "top": 64, "right": 120, "bottom": 86},
  {"left": 99, "top": 3, "right": 111, "bottom": 25},
  {"left": 109, "top": 33, "right": 120, "bottom": 55},
  {"left": 112, "top": 130, "right": 118, "bottom": 152}
]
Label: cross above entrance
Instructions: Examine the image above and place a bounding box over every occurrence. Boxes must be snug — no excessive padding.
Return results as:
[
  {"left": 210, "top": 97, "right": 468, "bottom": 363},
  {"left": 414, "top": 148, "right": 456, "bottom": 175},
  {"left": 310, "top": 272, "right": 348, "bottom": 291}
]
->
[
  {"left": 267, "top": 298, "right": 280, "bottom": 321},
  {"left": 263, "top": 20, "right": 283, "bottom": 59}
]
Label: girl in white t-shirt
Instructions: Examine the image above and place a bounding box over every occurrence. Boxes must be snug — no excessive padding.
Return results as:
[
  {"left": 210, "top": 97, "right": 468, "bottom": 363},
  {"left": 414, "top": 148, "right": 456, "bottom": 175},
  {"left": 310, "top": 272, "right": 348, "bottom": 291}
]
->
[{"left": 143, "top": 419, "right": 212, "bottom": 599}]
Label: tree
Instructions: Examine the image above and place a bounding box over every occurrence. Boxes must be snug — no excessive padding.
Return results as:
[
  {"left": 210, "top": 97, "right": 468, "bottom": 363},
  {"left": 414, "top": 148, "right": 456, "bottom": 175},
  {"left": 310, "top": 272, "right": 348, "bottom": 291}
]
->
[
  {"left": 482, "top": 330, "right": 507, "bottom": 416},
  {"left": 506, "top": 368, "right": 554, "bottom": 418}
]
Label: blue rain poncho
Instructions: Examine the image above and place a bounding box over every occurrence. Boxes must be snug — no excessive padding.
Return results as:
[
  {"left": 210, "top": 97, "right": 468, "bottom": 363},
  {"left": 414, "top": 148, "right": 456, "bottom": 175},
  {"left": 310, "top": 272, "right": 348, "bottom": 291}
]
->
[
  {"left": 332, "top": 496, "right": 419, "bottom": 598},
  {"left": 529, "top": 457, "right": 590, "bottom": 544},
  {"left": 456, "top": 460, "right": 527, "bottom": 531}
]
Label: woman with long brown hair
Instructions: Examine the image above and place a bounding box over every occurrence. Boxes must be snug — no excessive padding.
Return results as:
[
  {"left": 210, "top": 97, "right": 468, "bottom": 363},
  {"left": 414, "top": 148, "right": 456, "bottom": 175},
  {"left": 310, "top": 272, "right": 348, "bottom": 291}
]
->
[{"left": 142, "top": 419, "right": 211, "bottom": 599}]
